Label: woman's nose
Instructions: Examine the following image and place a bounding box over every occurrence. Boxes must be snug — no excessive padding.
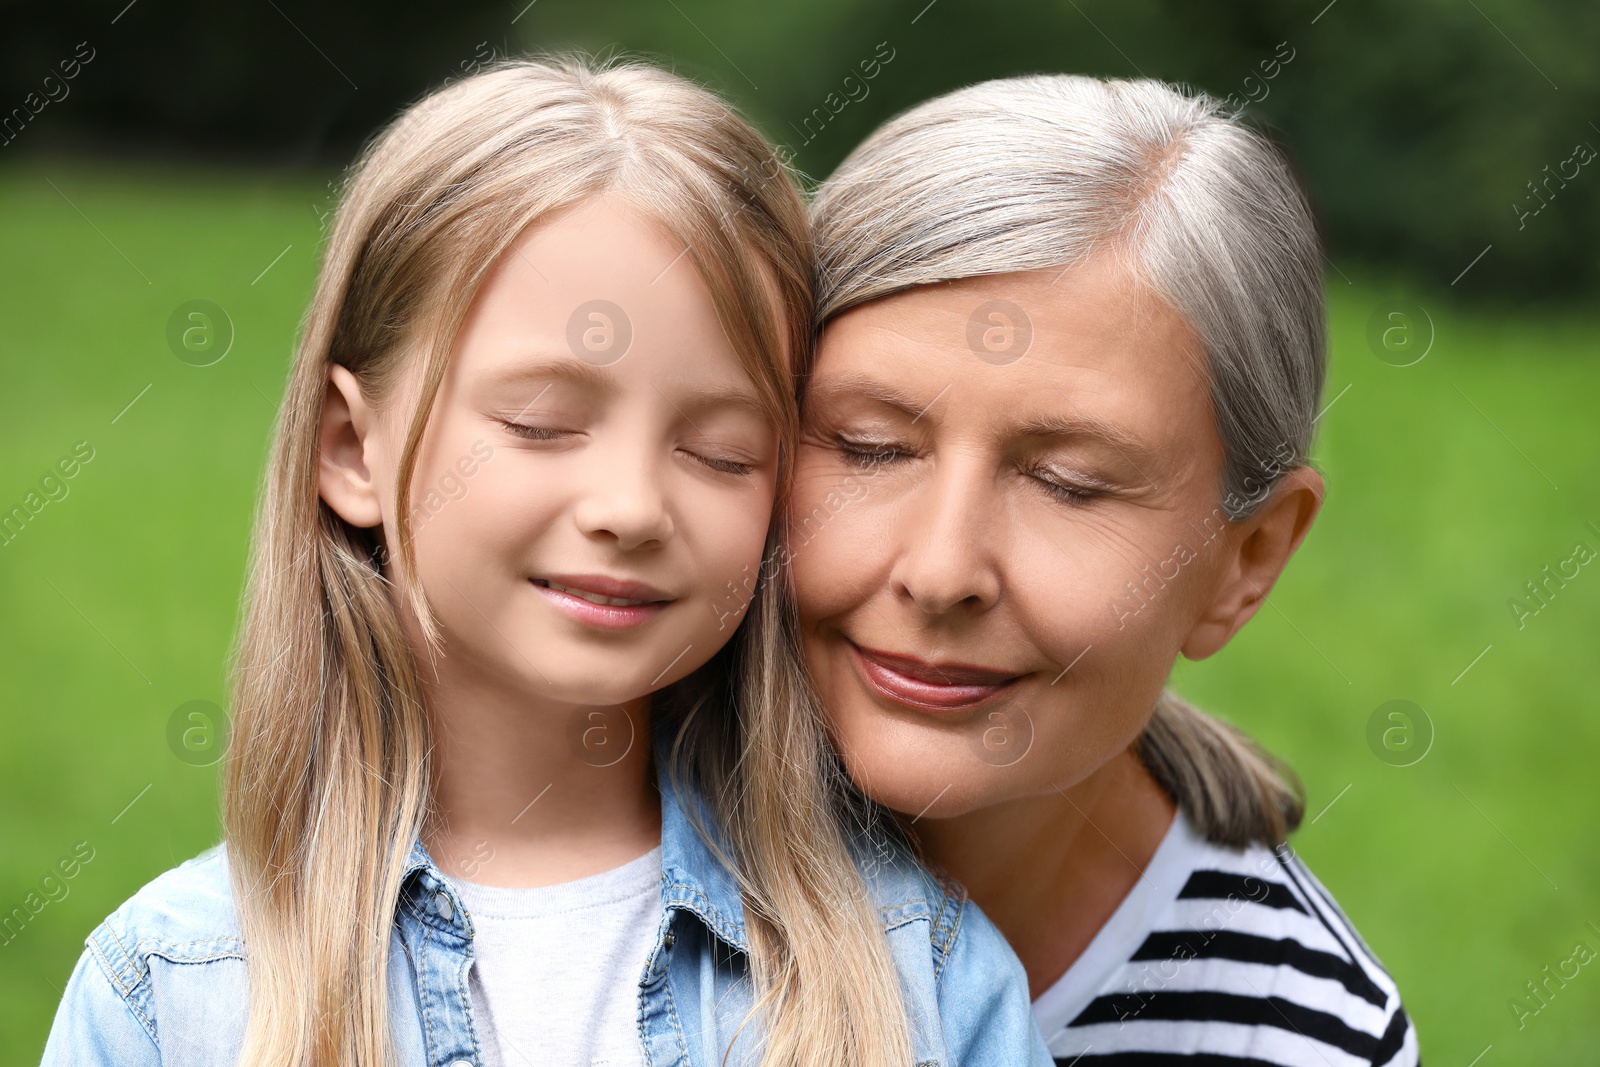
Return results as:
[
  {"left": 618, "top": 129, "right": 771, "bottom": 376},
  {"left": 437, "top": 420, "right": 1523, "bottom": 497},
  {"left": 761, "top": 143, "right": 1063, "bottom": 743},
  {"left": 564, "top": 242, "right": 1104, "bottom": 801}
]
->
[{"left": 888, "top": 458, "right": 1001, "bottom": 615}]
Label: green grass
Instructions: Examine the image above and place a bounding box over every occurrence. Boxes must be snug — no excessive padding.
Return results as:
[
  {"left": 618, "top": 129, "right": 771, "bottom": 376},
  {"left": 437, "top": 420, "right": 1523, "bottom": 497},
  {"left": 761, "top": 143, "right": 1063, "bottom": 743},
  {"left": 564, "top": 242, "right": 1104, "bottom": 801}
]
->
[{"left": 2, "top": 161, "right": 1597, "bottom": 1063}]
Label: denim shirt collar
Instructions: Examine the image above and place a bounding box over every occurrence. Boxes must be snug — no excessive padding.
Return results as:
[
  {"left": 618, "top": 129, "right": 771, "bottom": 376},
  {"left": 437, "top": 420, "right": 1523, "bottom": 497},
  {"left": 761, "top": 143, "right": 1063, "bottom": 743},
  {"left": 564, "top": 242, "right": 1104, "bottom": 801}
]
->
[
  {"left": 653, "top": 739, "right": 751, "bottom": 952},
  {"left": 391, "top": 725, "right": 752, "bottom": 954}
]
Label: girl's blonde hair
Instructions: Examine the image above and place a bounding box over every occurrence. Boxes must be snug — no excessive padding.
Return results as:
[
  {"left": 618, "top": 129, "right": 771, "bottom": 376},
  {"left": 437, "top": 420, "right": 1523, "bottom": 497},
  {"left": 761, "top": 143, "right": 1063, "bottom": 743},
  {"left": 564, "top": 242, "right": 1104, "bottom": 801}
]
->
[
  {"left": 224, "top": 55, "right": 910, "bottom": 1067},
  {"left": 810, "top": 74, "right": 1312, "bottom": 849}
]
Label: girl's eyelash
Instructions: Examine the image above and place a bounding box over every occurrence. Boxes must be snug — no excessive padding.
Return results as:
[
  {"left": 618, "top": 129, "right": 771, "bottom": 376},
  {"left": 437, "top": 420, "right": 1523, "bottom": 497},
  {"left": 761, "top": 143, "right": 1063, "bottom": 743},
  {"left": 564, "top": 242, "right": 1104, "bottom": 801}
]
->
[
  {"left": 498, "top": 420, "right": 573, "bottom": 441},
  {"left": 689, "top": 452, "right": 756, "bottom": 476},
  {"left": 500, "top": 420, "right": 754, "bottom": 475}
]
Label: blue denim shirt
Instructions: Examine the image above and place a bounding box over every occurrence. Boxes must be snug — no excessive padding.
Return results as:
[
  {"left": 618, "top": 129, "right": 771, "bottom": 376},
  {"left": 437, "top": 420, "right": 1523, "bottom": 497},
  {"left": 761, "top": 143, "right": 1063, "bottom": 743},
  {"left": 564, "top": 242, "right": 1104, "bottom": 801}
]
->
[{"left": 42, "top": 752, "right": 1050, "bottom": 1066}]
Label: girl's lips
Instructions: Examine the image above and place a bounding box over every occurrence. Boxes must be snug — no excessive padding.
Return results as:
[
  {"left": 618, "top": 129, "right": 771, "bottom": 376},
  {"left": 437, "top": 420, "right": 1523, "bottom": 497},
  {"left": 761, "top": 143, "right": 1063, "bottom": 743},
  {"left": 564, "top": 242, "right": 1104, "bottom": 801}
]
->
[
  {"left": 531, "top": 577, "right": 672, "bottom": 632},
  {"left": 848, "top": 641, "right": 1022, "bottom": 712}
]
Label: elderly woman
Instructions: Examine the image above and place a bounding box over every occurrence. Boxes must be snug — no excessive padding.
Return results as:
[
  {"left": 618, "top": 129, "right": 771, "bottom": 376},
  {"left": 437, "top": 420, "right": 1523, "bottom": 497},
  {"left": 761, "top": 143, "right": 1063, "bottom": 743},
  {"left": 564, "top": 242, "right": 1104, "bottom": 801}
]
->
[{"left": 789, "top": 76, "right": 1419, "bottom": 1064}]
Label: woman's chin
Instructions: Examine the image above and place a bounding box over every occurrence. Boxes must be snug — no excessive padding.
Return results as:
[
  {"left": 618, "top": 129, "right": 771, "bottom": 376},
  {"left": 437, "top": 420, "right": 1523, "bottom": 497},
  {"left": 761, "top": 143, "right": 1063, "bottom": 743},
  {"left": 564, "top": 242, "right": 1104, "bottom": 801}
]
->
[{"left": 835, "top": 731, "right": 1024, "bottom": 821}]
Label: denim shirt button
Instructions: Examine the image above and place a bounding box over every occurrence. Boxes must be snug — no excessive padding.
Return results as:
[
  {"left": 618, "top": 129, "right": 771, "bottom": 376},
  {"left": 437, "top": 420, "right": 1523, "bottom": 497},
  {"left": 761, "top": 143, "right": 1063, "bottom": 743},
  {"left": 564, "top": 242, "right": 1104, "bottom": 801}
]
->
[
  {"left": 447, "top": 1060, "right": 473, "bottom": 1067},
  {"left": 435, "top": 892, "right": 454, "bottom": 922},
  {"left": 663, "top": 930, "right": 675, "bottom": 949}
]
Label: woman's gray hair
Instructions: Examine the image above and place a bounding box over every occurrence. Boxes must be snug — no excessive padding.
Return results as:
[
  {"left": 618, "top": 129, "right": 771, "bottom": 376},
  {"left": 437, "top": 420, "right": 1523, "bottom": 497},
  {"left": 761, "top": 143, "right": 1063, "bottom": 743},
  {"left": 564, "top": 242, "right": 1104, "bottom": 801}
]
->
[
  {"left": 811, "top": 73, "right": 1325, "bottom": 522},
  {"left": 810, "top": 74, "right": 1319, "bottom": 847}
]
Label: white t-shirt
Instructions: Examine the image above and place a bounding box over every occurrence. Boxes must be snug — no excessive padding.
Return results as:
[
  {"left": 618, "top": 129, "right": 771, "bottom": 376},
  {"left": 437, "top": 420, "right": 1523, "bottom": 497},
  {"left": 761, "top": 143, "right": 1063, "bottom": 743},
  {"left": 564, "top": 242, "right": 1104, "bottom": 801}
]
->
[
  {"left": 1031, "top": 809, "right": 1418, "bottom": 1066},
  {"left": 447, "top": 846, "right": 663, "bottom": 1067}
]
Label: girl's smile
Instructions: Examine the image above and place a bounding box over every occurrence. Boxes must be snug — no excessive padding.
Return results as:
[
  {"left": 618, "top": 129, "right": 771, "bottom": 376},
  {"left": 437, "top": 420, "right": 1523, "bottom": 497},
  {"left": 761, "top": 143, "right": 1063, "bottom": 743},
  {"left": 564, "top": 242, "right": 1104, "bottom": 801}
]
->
[{"left": 531, "top": 574, "right": 675, "bottom": 631}]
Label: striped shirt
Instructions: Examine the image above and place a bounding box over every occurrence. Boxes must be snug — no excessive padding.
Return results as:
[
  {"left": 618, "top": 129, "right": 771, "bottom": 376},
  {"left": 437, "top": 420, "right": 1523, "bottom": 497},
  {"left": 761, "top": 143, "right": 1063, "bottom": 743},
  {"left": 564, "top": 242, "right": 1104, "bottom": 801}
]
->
[{"left": 1032, "top": 808, "right": 1419, "bottom": 1066}]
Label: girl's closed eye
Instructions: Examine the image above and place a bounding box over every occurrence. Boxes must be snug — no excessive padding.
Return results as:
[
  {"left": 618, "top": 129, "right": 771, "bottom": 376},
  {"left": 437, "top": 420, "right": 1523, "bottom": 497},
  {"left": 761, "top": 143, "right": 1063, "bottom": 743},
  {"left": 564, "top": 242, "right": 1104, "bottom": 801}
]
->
[
  {"left": 492, "top": 394, "right": 592, "bottom": 444},
  {"left": 494, "top": 420, "right": 765, "bottom": 477},
  {"left": 682, "top": 446, "right": 757, "bottom": 476},
  {"left": 498, "top": 418, "right": 579, "bottom": 442},
  {"left": 677, "top": 408, "right": 774, "bottom": 478}
]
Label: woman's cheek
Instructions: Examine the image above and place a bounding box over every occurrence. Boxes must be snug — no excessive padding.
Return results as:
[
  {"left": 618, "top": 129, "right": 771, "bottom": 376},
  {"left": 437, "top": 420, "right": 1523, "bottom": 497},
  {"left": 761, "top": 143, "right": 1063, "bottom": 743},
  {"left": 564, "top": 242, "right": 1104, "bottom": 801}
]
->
[
  {"left": 788, "top": 474, "right": 886, "bottom": 619},
  {"left": 789, "top": 517, "right": 857, "bottom": 625},
  {"left": 1024, "top": 517, "right": 1201, "bottom": 651},
  {"left": 1010, "top": 529, "right": 1197, "bottom": 759}
]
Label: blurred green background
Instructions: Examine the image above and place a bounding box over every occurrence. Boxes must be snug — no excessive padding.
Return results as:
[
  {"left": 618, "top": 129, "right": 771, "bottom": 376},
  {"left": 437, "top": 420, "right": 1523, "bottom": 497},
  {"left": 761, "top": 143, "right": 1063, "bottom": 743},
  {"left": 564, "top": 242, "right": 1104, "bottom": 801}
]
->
[{"left": 2, "top": 0, "right": 1597, "bottom": 1063}]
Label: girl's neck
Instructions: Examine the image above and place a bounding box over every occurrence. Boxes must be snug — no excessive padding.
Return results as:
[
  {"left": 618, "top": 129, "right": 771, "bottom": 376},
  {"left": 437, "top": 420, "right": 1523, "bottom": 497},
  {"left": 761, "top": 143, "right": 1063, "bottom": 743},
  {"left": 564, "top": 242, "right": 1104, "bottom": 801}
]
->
[
  {"left": 910, "top": 747, "right": 1176, "bottom": 1000},
  {"left": 421, "top": 671, "right": 661, "bottom": 889}
]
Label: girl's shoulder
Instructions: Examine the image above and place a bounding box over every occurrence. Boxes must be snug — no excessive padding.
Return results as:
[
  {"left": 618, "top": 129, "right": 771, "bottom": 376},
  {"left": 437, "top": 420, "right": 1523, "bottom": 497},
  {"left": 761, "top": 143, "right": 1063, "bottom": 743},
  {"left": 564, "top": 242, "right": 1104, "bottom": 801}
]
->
[
  {"left": 848, "top": 825, "right": 1055, "bottom": 1065},
  {"left": 89, "top": 843, "right": 246, "bottom": 968},
  {"left": 42, "top": 845, "right": 249, "bottom": 1065},
  {"left": 659, "top": 772, "right": 1052, "bottom": 1064},
  {"left": 846, "top": 818, "right": 975, "bottom": 954}
]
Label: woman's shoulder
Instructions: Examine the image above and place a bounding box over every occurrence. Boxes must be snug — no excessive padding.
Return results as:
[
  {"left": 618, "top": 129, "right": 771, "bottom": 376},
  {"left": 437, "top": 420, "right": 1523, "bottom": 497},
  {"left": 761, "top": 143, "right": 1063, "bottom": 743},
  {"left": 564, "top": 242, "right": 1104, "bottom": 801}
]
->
[
  {"left": 1178, "top": 822, "right": 1406, "bottom": 996},
  {"left": 1036, "top": 808, "right": 1418, "bottom": 1066},
  {"left": 1180, "top": 826, "right": 1419, "bottom": 1063}
]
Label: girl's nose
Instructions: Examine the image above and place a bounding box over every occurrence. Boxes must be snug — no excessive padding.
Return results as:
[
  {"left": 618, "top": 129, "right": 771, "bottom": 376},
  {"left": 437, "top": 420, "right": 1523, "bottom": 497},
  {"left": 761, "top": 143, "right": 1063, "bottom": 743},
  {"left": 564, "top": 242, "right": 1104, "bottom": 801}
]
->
[{"left": 572, "top": 457, "right": 675, "bottom": 552}]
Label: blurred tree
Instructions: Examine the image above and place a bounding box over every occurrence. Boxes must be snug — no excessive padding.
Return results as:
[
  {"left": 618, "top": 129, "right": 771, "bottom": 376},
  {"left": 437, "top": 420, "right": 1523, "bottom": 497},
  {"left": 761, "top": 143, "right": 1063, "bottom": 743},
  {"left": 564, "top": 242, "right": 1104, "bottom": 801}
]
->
[{"left": 1, "top": 0, "right": 1594, "bottom": 298}]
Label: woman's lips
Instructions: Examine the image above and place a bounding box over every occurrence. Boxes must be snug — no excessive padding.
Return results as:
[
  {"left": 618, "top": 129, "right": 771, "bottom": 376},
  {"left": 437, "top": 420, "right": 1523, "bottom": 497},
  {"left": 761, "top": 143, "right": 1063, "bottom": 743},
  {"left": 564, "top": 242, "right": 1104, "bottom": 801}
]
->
[
  {"left": 848, "top": 641, "right": 1022, "bottom": 712},
  {"left": 531, "top": 574, "right": 672, "bottom": 632}
]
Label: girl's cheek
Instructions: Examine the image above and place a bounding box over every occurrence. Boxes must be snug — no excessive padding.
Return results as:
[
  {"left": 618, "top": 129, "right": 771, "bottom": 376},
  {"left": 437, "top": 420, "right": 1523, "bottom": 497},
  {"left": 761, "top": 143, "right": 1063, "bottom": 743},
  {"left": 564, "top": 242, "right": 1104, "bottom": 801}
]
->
[{"left": 691, "top": 478, "right": 773, "bottom": 576}]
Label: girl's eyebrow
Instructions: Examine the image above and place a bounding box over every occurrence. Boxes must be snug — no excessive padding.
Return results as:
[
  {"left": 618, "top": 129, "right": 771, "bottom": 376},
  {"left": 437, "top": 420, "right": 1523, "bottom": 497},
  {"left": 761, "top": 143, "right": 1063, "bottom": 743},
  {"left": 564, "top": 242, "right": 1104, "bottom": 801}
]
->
[
  {"left": 482, "top": 355, "right": 615, "bottom": 392},
  {"left": 482, "top": 356, "right": 769, "bottom": 421},
  {"left": 664, "top": 380, "right": 771, "bottom": 421}
]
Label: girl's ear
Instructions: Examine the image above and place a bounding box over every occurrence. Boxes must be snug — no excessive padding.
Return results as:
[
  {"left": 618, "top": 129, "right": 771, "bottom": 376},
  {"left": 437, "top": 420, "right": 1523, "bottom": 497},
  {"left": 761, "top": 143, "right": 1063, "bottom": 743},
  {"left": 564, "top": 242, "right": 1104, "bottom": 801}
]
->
[
  {"left": 1180, "top": 466, "right": 1324, "bottom": 661},
  {"left": 318, "top": 364, "right": 386, "bottom": 528}
]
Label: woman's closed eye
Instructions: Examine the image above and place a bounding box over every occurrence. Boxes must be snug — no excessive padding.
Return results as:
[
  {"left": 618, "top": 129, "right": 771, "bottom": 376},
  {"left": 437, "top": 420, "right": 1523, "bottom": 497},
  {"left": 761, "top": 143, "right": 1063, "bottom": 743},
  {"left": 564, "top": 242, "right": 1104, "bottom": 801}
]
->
[
  {"left": 835, "top": 434, "right": 915, "bottom": 468},
  {"left": 1024, "top": 464, "right": 1115, "bottom": 508}
]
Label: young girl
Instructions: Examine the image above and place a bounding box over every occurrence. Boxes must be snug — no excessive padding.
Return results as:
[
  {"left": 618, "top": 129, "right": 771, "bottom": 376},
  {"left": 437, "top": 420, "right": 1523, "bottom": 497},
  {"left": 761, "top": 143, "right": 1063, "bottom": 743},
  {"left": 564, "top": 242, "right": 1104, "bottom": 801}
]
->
[
  {"left": 792, "top": 75, "right": 1419, "bottom": 1065},
  {"left": 41, "top": 58, "right": 1046, "bottom": 1067}
]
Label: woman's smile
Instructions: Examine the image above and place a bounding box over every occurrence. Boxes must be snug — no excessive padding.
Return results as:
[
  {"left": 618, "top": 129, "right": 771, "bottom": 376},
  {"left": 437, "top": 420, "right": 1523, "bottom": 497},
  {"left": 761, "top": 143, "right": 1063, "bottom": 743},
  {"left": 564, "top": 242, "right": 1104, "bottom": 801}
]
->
[{"left": 848, "top": 639, "right": 1025, "bottom": 713}]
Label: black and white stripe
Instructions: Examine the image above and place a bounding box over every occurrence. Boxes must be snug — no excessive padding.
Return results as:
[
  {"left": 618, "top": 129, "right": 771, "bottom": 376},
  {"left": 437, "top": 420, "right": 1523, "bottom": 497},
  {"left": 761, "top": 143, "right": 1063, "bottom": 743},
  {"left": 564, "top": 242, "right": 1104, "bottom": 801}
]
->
[{"left": 1034, "top": 811, "right": 1419, "bottom": 1066}]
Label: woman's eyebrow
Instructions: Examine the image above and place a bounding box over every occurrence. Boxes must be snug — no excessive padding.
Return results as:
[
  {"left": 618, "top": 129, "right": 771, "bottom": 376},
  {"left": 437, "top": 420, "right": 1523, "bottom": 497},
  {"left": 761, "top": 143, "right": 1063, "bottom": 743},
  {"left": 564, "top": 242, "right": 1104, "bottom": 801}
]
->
[
  {"left": 809, "top": 371, "right": 1157, "bottom": 470},
  {"left": 803, "top": 372, "right": 924, "bottom": 417},
  {"left": 807, "top": 375, "right": 1153, "bottom": 454},
  {"left": 1012, "top": 412, "right": 1160, "bottom": 480},
  {"left": 1013, "top": 412, "right": 1146, "bottom": 452}
]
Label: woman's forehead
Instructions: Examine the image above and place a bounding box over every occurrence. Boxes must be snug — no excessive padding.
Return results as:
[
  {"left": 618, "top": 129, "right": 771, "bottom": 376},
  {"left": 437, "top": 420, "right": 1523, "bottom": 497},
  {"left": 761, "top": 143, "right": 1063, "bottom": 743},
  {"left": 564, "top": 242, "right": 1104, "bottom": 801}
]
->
[{"left": 811, "top": 261, "right": 1214, "bottom": 441}]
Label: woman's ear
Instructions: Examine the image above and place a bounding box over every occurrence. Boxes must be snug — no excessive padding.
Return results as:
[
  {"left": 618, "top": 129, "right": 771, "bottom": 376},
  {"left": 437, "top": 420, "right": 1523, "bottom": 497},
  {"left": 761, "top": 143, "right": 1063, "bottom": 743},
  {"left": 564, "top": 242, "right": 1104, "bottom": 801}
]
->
[
  {"left": 318, "top": 364, "right": 386, "bottom": 529},
  {"left": 1180, "top": 466, "right": 1324, "bottom": 660}
]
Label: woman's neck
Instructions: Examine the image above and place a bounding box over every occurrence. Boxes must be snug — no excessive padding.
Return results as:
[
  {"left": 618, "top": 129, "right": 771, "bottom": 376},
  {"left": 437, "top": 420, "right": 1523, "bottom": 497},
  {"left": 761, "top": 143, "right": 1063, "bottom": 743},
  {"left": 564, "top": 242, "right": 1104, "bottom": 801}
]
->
[
  {"left": 910, "top": 747, "right": 1177, "bottom": 1000},
  {"left": 421, "top": 667, "right": 661, "bottom": 889}
]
